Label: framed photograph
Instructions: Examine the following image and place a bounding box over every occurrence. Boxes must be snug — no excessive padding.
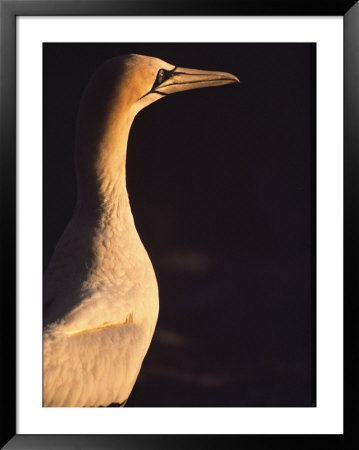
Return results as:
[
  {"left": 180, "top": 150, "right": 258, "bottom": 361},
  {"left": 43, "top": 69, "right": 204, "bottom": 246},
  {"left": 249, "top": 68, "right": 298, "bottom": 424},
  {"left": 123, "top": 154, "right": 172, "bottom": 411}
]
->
[{"left": 1, "top": 0, "right": 356, "bottom": 448}]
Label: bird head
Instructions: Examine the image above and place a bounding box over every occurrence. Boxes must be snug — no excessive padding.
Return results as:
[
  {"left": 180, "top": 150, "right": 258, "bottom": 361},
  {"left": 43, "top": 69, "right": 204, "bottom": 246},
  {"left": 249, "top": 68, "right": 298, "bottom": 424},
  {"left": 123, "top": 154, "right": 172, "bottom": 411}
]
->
[
  {"left": 81, "top": 54, "right": 239, "bottom": 120},
  {"left": 75, "top": 54, "right": 239, "bottom": 187},
  {"left": 126, "top": 54, "right": 240, "bottom": 112}
]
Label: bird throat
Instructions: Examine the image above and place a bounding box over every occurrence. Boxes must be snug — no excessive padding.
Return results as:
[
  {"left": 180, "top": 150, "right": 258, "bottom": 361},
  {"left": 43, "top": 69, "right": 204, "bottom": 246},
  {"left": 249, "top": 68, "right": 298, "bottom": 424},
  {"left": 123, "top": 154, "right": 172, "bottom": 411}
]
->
[{"left": 74, "top": 97, "right": 136, "bottom": 223}]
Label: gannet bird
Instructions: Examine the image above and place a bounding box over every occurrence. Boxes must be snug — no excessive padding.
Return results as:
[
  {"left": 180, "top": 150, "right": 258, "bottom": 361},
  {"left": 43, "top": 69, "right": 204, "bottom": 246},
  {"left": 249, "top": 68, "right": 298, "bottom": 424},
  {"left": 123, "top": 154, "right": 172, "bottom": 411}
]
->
[{"left": 43, "top": 54, "right": 239, "bottom": 407}]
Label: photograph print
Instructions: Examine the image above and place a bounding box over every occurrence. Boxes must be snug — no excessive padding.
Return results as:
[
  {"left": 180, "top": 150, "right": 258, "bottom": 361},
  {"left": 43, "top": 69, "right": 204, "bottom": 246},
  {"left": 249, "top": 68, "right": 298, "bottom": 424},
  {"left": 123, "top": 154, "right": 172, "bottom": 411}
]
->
[{"left": 43, "top": 42, "right": 315, "bottom": 408}]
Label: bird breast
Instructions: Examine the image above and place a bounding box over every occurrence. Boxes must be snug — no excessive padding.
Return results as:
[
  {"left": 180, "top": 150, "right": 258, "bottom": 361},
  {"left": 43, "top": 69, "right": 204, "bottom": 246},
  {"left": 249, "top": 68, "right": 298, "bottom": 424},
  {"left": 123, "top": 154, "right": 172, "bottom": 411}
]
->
[{"left": 44, "top": 208, "right": 159, "bottom": 343}]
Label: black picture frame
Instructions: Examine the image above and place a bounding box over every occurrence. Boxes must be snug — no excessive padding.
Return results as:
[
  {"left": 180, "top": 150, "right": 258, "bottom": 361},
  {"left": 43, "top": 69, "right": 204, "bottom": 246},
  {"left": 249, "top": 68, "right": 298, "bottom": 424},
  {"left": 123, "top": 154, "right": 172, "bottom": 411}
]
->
[{"left": 1, "top": 0, "right": 357, "bottom": 448}]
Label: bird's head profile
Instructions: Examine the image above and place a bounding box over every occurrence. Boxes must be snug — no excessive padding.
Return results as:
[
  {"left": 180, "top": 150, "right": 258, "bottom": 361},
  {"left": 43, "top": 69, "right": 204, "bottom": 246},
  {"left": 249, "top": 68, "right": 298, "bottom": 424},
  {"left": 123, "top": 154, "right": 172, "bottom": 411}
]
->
[
  {"left": 75, "top": 54, "right": 239, "bottom": 197},
  {"left": 78, "top": 54, "right": 239, "bottom": 122},
  {"left": 123, "top": 53, "right": 240, "bottom": 113}
]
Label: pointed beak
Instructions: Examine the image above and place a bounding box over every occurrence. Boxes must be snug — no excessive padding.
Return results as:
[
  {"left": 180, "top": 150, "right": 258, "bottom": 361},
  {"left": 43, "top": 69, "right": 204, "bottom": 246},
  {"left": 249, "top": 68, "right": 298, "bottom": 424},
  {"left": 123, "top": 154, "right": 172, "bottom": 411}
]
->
[{"left": 155, "top": 66, "right": 240, "bottom": 95}]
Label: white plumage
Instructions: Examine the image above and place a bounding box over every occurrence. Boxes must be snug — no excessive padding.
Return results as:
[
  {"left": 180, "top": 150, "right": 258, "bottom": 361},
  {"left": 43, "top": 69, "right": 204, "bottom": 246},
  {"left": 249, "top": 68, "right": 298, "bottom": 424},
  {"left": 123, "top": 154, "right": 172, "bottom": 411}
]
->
[{"left": 43, "top": 54, "right": 239, "bottom": 407}]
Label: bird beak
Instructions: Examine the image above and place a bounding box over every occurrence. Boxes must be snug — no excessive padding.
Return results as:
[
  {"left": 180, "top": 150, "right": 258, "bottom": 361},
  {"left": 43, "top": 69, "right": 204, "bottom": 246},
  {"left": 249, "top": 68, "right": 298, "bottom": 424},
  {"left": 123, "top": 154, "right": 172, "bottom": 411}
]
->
[{"left": 156, "top": 66, "right": 240, "bottom": 95}]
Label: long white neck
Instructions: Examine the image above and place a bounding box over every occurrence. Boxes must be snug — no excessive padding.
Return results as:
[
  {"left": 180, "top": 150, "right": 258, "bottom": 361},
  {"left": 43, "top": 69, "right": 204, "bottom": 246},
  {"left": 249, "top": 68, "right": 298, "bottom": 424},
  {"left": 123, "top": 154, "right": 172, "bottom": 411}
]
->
[
  {"left": 44, "top": 92, "right": 141, "bottom": 326},
  {"left": 74, "top": 81, "right": 137, "bottom": 227}
]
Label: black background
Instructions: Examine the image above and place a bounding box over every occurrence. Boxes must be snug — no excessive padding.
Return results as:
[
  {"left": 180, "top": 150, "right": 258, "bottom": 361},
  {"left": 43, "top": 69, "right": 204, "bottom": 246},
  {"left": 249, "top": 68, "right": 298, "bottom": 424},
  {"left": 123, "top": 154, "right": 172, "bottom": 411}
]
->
[{"left": 43, "top": 43, "right": 315, "bottom": 407}]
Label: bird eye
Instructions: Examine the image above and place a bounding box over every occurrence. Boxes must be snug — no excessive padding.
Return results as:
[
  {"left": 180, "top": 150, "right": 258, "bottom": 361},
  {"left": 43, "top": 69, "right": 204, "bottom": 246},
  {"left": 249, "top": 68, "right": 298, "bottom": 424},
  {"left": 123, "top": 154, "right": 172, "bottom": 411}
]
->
[{"left": 156, "top": 69, "right": 166, "bottom": 85}]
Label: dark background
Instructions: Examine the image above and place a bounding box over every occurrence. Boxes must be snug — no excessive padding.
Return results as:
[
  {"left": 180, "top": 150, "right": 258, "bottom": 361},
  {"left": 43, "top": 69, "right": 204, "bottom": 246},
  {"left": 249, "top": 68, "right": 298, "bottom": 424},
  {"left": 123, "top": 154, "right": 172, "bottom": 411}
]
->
[{"left": 43, "top": 43, "right": 315, "bottom": 407}]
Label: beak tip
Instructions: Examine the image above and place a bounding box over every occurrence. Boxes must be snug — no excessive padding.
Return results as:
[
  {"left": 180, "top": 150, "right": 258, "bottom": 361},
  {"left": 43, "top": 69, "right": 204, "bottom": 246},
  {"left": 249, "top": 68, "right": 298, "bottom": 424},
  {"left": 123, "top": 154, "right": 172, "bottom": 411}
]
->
[{"left": 228, "top": 74, "right": 240, "bottom": 84}]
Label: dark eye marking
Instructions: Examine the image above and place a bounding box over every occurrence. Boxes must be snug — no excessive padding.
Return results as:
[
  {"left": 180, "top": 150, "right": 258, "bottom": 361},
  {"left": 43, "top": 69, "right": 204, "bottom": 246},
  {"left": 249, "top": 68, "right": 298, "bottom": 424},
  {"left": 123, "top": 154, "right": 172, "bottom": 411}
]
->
[
  {"left": 153, "top": 67, "right": 176, "bottom": 89},
  {"left": 137, "top": 67, "right": 177, "bottom": 101},
  {"left": 156, "top": 69, "right": 166, "bottom": 85}
]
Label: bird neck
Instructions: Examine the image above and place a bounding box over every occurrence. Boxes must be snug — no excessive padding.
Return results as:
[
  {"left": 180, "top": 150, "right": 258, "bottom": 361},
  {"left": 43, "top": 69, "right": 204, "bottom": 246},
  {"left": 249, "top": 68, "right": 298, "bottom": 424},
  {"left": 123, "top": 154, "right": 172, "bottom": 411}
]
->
[{"left": 74, "top": 96, "right": 137, "bottom": 224}]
